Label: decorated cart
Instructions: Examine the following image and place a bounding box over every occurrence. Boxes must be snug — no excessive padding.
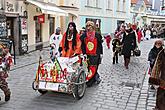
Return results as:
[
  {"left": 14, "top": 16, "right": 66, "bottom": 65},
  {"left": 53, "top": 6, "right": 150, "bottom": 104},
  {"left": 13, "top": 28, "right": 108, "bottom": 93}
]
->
[{"left": 32, "top": 55, "right": 97, "bottom": 99}]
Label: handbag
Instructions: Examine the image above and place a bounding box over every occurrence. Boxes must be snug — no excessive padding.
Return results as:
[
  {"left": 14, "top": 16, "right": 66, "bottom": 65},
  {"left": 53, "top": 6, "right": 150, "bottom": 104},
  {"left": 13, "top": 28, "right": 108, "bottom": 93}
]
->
[{"left": 134, "top": 49, "right": 141, "bottom": 56}]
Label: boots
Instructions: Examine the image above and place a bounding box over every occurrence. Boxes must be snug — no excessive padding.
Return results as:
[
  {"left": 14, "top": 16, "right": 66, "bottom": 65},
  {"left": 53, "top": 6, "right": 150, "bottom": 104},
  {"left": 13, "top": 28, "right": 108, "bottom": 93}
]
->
[
  {"left": 4, "top": 89, "right": 11, "bottom": 102},
  {"left": 116, "top": 56, "right": 118, "bottom": 64},
  {"left": 124, "top": 58, "right": 130, "bottom": 69}
]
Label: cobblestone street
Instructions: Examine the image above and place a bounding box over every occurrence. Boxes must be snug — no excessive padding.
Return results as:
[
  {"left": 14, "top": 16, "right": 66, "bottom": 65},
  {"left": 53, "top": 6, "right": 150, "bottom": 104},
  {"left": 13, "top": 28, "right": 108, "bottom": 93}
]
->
[{"left": 0, "top": 39, "right": 159, "bottom": 110}]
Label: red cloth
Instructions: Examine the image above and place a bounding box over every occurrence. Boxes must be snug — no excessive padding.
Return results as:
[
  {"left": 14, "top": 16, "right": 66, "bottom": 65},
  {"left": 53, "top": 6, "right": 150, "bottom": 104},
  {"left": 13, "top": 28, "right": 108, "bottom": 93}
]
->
[
  {"left": 105, "top": 35, "right": 111, "bottom": 49},
  {"left": 85, "top": 31, "right": 97, "bottom": 55},
  {"left": 137, "top": 31, "right": 142, "bottom": 43},
  {"left": 132, "top": 25, "right": 137, "bottom": 30}
]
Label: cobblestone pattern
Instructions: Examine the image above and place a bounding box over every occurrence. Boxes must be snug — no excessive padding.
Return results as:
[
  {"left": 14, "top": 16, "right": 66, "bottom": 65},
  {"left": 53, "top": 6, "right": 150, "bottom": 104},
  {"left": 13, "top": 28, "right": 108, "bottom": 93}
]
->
[{"left": 0, "top": 39, "right": 158, "bottom": 110}]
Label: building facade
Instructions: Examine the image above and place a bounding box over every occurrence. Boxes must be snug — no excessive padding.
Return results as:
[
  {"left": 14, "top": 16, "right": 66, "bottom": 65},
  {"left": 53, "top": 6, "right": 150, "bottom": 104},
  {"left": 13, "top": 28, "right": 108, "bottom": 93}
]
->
[
  {"left": 25, "top": 0, "right": 67, "bottom": 52},
  {"left": 78, "top": 0, "right": 131, "bottom": 35},
  {"left": 0, "top": 0, "right": 28, "bottom": 55}
]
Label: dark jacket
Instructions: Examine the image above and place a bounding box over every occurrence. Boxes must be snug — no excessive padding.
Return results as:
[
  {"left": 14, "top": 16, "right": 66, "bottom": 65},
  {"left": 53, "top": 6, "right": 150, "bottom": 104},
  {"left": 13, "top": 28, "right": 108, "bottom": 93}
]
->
[
  {"left": 148, "top": 46, "right": 163, "bottom": 69},
  {"left": 112, "top": 38, "right": 121, "bottom": 52},
  {"left": 122, "top": 30, "right": 137, "bottom": 57}
]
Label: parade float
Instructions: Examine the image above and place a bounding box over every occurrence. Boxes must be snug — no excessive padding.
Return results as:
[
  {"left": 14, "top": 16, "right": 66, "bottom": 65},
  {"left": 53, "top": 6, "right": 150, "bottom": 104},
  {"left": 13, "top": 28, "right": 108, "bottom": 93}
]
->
[{"left": 32, "top": 55, "right": 97, "bottom": 99}]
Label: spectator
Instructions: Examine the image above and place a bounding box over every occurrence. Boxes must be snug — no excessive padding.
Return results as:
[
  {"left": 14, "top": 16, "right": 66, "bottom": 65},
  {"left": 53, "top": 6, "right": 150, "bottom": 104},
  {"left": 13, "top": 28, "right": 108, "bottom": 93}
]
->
[
  {"left": 121, "top": 26, "right": 137, "bottom": 69},
  {"left": 148, "top": 39, "right": 163, "bottom": 89},
  {"left": 149, "top": 48, "right": 165, "bottom": 110},
  {"left": 104, "top": 33, "right": 111, "bottom": 49}
]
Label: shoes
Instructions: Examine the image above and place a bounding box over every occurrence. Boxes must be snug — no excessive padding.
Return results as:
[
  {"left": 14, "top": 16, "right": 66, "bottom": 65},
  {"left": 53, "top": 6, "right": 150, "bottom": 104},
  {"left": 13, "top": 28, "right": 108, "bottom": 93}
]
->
[
  {"left": 95, "top": 78, "right": 101, "bottom": 84},
  {"left": 5, "top": 94, "right": 10, "bottom": 101}
]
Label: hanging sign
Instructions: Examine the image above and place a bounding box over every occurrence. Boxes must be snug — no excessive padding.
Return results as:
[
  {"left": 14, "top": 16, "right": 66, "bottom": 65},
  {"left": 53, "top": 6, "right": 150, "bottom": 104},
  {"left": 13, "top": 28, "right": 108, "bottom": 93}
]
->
[{"left": 38, "top": 14, "right": 45, "bottom": 23}]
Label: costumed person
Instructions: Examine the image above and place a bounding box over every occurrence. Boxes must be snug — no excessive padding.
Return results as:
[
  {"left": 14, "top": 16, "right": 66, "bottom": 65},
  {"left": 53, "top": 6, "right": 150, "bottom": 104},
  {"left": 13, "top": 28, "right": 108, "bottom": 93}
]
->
[
  {"left": 0, "top": 43, "right": 13, "bottom": 101},
  {"left": 121, "top": 25, "right": 137, "bottom": 69},
  {"left": 59, "top": 22, "right": 82, "bottom": 57},
  {"left": 49, "top": 27, "right": 62, "bottom": 62},
  {"left": 149, "top": 48, "right": 165, "bottom": 110},
  {"left": 80, "top": 21, "right": 103, "bottom": 87},
  {"left": 112, "top": 35, "right": 122, "bottom": 64},
  {"left": 104, "top": 33, "right": 111, "bottom": 49},
  {"left": 148, "top": 39, "right": 163, "bottom": 89}
]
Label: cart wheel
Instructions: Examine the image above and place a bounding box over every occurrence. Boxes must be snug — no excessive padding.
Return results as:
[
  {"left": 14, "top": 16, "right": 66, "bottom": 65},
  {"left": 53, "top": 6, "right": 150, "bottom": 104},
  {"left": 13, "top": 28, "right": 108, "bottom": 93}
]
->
[
  {"left": 32, "top": 81, "right": 38, "bottom": 90},
  {"left": 73, "top": 69, "right": 86, "bottom": 100},
  {"left": 38, "top": 89, "right": 48, "bottom": 94}
]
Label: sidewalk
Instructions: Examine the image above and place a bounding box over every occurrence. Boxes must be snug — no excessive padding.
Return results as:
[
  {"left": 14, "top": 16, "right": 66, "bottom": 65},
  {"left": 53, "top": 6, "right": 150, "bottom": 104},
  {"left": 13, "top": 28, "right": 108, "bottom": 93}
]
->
[{"left": 10, "top": 48, "right": 50, "bottom": 71}]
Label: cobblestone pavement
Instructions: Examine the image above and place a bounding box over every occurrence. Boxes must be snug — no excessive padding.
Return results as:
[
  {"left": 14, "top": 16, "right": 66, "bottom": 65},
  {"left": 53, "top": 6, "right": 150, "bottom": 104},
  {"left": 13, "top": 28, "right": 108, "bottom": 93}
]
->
[{"left": 0, "top": 39, "right": 160, "bottom": 110}]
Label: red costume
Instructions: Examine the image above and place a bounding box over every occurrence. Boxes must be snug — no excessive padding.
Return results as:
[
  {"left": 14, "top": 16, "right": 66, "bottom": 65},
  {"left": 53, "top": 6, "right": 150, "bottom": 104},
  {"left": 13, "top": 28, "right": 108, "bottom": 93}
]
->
[
  {"left": 105, "top": 34, "right": 111, "bottom": 49},
  {"left": 60, "top": 33, "right": 82, "bottom": 57},
  {"left": 81, "top": 31, "right": 103, "bottom": 86}
]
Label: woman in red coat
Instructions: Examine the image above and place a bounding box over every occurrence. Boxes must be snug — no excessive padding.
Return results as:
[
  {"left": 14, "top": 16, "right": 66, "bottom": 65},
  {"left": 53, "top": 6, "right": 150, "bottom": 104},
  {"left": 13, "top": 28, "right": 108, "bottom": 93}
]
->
[{"left": 105, "top": 33, "right": 111, "bottom": 49}]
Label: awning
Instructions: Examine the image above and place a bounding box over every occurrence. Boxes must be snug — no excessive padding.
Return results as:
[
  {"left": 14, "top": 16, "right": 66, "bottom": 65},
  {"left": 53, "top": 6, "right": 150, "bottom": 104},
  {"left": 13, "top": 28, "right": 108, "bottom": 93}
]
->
[
  {"left": 26, "top": 0, "right": 68, "bottom": 16},
  {"left": 68, "top": 11, "right": 78, "bottom": 17}
]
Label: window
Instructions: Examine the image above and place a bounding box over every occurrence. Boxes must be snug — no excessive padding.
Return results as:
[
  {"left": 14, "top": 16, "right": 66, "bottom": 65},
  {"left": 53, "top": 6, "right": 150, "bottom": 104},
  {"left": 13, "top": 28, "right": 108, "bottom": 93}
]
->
[
  {"left": 96, "top": 0, "right": 99, "bottom": 7},
  {"left": 117, "top": 0, "right": 120, "bottom": 11},
  {"left": 35, "top": 17, "right": 42, "bottom": 43},
  {"left": 107, "top": 0, "right": 111, "bottom": 9},
  {"left": 49, "top": 17, "right": 55, "bottom": 36},
  {"left": 123, "top": 0, "right": 126, "bottom": 12},
  {"left": 86, "top": 0, "right": 90, "bottom": 6}
]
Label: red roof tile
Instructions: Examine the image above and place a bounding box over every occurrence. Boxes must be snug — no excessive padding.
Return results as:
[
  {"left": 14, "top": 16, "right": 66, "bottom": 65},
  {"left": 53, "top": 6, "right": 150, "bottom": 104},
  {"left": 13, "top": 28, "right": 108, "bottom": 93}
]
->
[{"left": 131, "top": 0, "right": 151, "bottom": 5}]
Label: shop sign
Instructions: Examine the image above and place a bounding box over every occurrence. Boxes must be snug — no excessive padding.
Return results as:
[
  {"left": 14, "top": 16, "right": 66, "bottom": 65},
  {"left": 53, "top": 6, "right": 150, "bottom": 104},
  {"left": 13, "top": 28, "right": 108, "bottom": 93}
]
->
[
  {"left": 6, "top": 2, "right": 15, "bottom": 12},
  {"left": 38, "top": 14, "right": 45, "bottom": 23}
]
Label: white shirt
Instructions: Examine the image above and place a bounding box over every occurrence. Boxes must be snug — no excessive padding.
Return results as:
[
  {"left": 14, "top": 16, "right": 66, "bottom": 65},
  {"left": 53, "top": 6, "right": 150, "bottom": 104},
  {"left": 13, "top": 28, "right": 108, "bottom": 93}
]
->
[{"left": 49, "top": 33, "right": 62, "bottom": 56}]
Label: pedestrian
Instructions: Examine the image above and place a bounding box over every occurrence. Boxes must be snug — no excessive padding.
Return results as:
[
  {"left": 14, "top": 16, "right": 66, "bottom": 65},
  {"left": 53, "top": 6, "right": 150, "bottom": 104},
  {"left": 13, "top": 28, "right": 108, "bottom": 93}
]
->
[
  {"left": 79, "top": 27, "right": 86, "bottom": 36},
  {"left": 59, "top": 22, "right": 82, "bottom": 57},
  {"left": 49, "top": 27, "right": 62, "bottom": 62},
  {"left": 149, "top": 48, "right": 165, "bottom": 110},
  {"left": 137, "top": 28, "right": 142, "bottom": 44},
  {"left": 148, "top": 39, "right": 163, "bottom": 89},
  {"left": 121, "top": 25, "right": 137, "bottom": 69},
  {"left": 104, "top": 33, "right": 111, "bottom": 49},
  {"left": 145, "top": 28, "right": 151, "bottom": 40},
  {"left": 0, "top": 43, "right": 13, "bottom": 101},
  {"left": 80, "top": 21, "right": 103, "bottom": 87},
  {"left": 112, "top": 36, "right": 122, "bottom": 64}
]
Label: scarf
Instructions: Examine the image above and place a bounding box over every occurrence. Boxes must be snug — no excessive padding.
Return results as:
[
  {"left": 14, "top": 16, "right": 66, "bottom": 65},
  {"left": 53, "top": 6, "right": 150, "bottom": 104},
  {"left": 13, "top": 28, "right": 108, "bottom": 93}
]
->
[{"left": 86, "top": 31, "right": 95, "bottom": 41}]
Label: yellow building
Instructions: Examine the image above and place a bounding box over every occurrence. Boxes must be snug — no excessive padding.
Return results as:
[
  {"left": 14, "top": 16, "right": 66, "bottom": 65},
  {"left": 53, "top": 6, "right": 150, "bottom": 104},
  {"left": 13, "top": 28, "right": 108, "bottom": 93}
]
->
[{"left": 26, "top": 0, "right": 67, "bottom": 52}]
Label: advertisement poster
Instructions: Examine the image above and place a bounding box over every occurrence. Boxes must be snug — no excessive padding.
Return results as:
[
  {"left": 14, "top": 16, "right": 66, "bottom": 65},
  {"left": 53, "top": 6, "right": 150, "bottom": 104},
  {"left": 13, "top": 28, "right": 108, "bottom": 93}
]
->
[
  {"left": 21, "top": 18, "right": 28, "bottom": 35},
  {"left": 0, "top": 20, "right": 7, "bottom": 37}
]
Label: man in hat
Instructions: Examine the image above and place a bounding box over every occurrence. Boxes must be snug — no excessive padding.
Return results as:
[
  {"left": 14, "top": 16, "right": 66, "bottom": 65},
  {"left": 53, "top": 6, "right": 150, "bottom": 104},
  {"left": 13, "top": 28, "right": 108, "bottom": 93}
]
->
[{"left": 80, "top": 21, "right": 103, "bottom": 87}]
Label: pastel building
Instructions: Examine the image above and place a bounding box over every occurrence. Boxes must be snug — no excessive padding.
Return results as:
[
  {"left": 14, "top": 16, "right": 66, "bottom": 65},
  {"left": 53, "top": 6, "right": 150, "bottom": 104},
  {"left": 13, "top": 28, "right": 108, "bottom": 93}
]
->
[{"left": 78, "top": 0, "right": 131, "bottom": 34}]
